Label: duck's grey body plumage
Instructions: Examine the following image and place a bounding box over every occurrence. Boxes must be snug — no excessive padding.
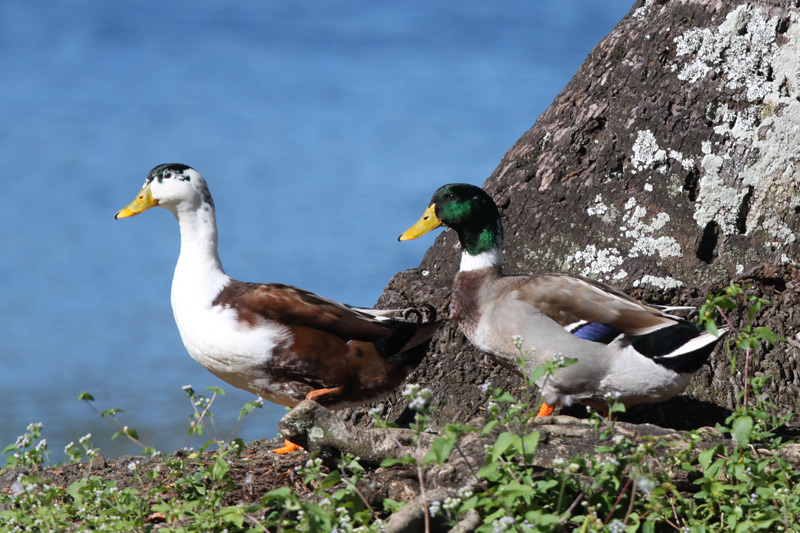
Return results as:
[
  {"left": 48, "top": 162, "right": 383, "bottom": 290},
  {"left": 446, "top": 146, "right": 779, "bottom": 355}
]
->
[{"left": 401, "top": 183, "right": 725, "bottom": 413}]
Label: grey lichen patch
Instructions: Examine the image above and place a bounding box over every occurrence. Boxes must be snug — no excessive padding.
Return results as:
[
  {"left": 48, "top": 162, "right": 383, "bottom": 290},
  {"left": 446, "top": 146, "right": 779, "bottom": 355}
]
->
[
  {"left": 667, "top": 150, "right": 695, "bottom": 171},
  {"left": 690, "top": 9, "right": 800, "bottom": 247},
  {"left": 621, "top": 198, "right": 683, "bottom": 259},
  {"left": 586, "top": 194, "right": 620, "bottom": 225},
  {"left": 631, "top": 130, "right": 667, "bottom": 173},
  {"left": 566, "top": 244, "right": 627, "bottom": 281},
  {"left": 518, "top": 233, "right": 583, "bottom": 273},
  {"left": 631, "top": 0, "right": 655, "bottom": 21},
  {"left": 632, "top": 275, "right": 685, "bottom": 291},
  {"left": 630, "top": 130, "right": 695, "bottom": 176},
  {"left": 693, "top": 141, "right": 745, "bottom": 234},
  {"left": 566, "top": 194, "right": 684, "bottom": 281},
  {"left": 308, "top": 426, "right": 325, "bottom": 440},
  {"left": 673, "top": 5, "right": 777, "bottom": 101}
]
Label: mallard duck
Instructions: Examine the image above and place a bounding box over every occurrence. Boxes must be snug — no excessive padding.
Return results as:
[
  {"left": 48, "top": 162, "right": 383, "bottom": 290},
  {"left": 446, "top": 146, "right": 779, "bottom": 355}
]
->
[
  {"left": 399, "top": 183, "right": 725, "bottom": 416},
  {"left": 116, "top": 163, "right": 440, "bottom": 452}
]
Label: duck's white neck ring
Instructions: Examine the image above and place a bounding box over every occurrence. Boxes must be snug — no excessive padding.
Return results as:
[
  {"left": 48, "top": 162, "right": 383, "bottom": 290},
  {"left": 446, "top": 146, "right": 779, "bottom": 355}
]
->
[{"left": 459, "top": 247, "right": 502, "bottom": 271}]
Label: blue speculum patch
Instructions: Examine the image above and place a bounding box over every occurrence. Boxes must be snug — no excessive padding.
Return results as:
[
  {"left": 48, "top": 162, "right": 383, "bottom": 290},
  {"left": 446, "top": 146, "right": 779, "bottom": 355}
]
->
[{"left": 571, "top": 322, "right": 620, "bottom": 344}]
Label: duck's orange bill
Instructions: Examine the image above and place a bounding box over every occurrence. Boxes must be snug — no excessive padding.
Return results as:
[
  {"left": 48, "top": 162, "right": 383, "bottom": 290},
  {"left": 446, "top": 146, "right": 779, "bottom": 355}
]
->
[
  {"left": 115, "top": 185, "right": 157, "bottom": 219},
  {"left": 398, "top": 204, "right": 442, "bottom": 241}
]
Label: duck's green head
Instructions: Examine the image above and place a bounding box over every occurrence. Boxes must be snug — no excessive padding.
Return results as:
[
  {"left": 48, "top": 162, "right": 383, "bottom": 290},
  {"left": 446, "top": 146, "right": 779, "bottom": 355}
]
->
[{"left": 399, "top": 183, "right": 502, "bottom": 256}]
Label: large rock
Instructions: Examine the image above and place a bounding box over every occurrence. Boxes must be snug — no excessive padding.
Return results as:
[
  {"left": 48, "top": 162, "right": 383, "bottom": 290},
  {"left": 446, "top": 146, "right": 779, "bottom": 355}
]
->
[{"left": 360, "top": 0, "right": 800, "bottom": 430}]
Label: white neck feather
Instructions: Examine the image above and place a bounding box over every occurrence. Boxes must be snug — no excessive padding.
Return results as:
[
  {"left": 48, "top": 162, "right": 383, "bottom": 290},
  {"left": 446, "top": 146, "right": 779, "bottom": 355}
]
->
[
  {"left": 459, "top": 247, "right": 502, "bottom": 271},
  {"left": 171, "top": 202, "right": 230, "bottom": 307}
]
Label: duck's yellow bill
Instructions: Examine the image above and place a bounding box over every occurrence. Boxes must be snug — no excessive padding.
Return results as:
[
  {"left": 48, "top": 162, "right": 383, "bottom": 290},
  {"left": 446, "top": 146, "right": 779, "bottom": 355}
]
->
[
  {"left": 398, "top": 204, "right": 442, "bottom": 241},
  {"left": 115, "top": 185, "right": 157, "bottom": 219}
]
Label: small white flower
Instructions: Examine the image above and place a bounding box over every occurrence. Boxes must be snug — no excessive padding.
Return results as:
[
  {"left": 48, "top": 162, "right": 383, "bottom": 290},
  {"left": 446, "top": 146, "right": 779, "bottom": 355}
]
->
[
  {"left": 182, "top": 384, "right": 193, "bottom": 391},
  {"left": 607, "top": 519, "right": 625, "bottom": 533},
  {"left": 479, "top": 381, "right": 492, "bottom": 393},
  {"left": 612, "top": 434, "right": 625, "bottom": 445},
  {"left": 492, "top": 516, "right": 516, "bottom": 533},
  {"left": 409, "top": 396, "right": 428, "bottom": 410},
  {"left": 15, "top": 435, "right": 30, "bottom": 450},
  {"left": 511, "top": 335, "right": 524, "bottom": 349},
  {"left": 79, "top": 433, "right": 92, "bottom": 445},
  {"left": 443, "top": 496, "right": 461, "bottom": 511},
  {"left": 428, "top": 500, "right": 441, "bottom": 517},
  {"left": 635, "top": 476, "right": 656, "bottom": 495},
  {"left": 402, "top": 383, "right": 420, "bottom": 398},
  {"left": 404, "top": 386, "right": 431, "bottom": 411},
  {"left": 9, "top": 480, "right": 25, "bottom": 496}
]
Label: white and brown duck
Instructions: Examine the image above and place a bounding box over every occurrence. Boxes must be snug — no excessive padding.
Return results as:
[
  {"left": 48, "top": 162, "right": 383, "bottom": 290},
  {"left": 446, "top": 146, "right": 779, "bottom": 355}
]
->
[{"left": 116, "top": 163, "right": 440, "bottom": 452}]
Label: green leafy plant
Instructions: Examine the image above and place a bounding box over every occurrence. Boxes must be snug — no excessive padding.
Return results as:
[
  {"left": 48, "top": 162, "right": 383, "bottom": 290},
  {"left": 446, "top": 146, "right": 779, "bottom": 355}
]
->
[{"left": 2, "top": 283, "right": 800, "bottom": 532}]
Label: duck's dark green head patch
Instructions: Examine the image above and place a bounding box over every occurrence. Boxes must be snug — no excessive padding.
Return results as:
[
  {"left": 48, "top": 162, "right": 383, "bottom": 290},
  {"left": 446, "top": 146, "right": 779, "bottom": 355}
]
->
[{"left": 430, "top": 183, "right": 502, "bottom": 255}]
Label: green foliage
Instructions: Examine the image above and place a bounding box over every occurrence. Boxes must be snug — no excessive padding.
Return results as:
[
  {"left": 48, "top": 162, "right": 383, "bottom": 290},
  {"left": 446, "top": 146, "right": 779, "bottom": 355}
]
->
[{"left": 3, "top": 284, "right": 800, "bottom": 532}]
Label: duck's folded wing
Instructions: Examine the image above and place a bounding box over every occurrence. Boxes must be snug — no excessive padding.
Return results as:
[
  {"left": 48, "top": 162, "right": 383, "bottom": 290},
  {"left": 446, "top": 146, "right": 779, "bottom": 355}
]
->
[
  {"left": 213, "top": 280, "right": 401, "bottom": 341},
  {"left": 509, "top": 273, "right": 678, "bottom": 335}
]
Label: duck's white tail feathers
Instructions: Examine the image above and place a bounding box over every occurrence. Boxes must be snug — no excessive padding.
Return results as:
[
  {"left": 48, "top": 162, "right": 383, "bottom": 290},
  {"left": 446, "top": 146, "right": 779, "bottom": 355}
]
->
[
  {"left": 664, "top": 327, "right": 729, "bottom": 358},
  {"left": 351, "top": 307, "right": 406, "bottom": 322},
  {"left": 630, "top": 324, "right": 728, "bottom": 374},
  {"left": 351, "top": 305, "right": 437, "bottom": 325}
]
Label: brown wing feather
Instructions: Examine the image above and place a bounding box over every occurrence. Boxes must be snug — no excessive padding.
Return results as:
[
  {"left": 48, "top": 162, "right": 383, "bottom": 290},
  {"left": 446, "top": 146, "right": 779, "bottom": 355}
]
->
[
  {"left": 213, "top": 280, "right": 397, "bottom": 341},
  {"left": 264, "top": 323, "right": 431, "bottom": 408},
  {"left": 506, "top": 272, "right": 677, "bottom": 334}
]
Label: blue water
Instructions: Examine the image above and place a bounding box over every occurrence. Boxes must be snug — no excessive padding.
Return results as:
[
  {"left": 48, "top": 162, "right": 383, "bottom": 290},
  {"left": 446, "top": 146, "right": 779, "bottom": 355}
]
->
[{"left": 0, "top": 1, "right": 633, "bottom": 460}]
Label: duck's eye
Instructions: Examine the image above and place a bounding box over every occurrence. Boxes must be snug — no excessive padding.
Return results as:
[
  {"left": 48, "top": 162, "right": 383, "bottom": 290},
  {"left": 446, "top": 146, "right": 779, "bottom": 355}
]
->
[{"left": 444, "top": 193, "right": 457, "bottom": 201}]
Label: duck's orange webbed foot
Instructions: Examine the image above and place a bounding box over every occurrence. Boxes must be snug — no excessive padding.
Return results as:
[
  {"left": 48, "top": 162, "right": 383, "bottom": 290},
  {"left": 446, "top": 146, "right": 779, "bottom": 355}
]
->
[
  {"left": 536, "top": 402, "right": 556, "bottom": 417},
  {"left": 272, "top": 387, "right": 345, "bottom": 454},
  {"left": 273, "top": 439, "right": 303, "bottom": 454},
  {"left": 305, "top": 386, "right": 344, "bottom": 402}
]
